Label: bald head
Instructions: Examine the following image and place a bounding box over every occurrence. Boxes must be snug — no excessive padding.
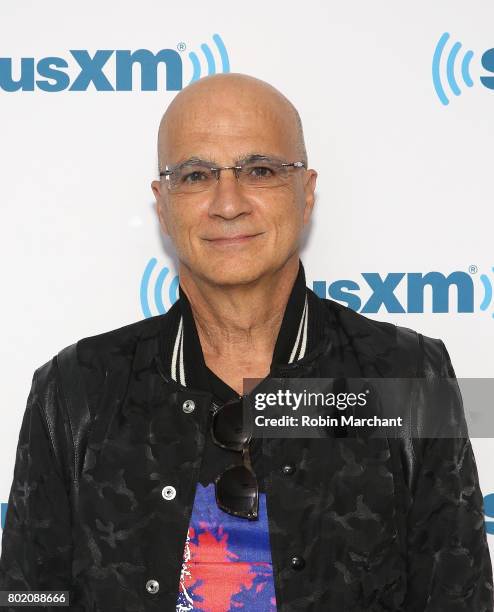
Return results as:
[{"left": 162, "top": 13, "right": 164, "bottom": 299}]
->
[{"left": 156, "top": 73, "right": 307, "bottom": 172}]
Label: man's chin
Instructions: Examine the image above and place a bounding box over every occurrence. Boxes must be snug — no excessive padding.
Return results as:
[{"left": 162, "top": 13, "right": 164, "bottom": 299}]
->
[
  {"left": 195, "top": 258, "right": 269, "bottom": 287},
  {"left": 203, "top": 269, "right": 263, "bottom": 287}
]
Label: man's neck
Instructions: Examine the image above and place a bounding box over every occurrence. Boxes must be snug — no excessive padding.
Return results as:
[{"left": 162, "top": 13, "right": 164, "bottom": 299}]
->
[{"left": 178, "top": 257, "right": 300, "bottom": 369}]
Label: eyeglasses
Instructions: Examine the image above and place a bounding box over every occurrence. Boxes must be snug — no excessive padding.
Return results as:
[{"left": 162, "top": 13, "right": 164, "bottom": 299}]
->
[
  {"left": 210, "top": 397, "right": 259, "bottom": 520},
  {"left": 159, "top": 156, "right": 306, "bottom": 194}
]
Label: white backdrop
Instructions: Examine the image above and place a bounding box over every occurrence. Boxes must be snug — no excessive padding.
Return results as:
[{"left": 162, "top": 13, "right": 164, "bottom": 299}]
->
[{"left": 1, "top": 0, "right": 493, "bottom": 560}]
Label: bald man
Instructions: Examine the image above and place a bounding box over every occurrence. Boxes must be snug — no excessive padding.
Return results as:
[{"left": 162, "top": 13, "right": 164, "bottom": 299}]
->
[
  {"left": 0, "top": 73, "right": 492, "bottom": 612},
  {"left": 151, "top": 73, "right": 316, "bottom": 395}
]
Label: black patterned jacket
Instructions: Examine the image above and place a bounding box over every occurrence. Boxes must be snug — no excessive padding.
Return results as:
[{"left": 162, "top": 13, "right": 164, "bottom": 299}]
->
[{"left": 0, "top": 262, "right": 492, "bottom": 611}]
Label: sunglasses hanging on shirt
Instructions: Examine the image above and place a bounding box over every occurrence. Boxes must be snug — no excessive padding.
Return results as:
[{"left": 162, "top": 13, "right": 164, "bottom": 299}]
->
[{"left": 210, "top": 397, "right": 259, "bottom": 521}]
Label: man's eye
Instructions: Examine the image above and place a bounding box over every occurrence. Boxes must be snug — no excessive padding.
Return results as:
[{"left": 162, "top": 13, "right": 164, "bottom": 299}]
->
[
  {"left": 182, "top": 170, "right": 209, "bottom": 183},
  {"left": 248, "top": 165, "right": 275, "bottom": 178}
]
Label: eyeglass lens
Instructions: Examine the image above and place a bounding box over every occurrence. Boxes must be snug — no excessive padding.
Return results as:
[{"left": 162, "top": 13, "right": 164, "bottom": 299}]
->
[{"left": 211, "top": 398, "right": 251, "bottom": 451}]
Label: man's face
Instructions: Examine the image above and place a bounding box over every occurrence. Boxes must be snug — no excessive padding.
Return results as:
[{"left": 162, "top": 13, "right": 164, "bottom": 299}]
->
[{"left": 151, "top": 83, "right": 317, "bottom": 286}]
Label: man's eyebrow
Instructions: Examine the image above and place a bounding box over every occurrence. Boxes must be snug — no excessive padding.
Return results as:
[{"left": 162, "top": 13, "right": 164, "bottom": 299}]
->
[
  {"left": 167, "top": 152, "right": 285, "bottom": 169},
  {"left": 237, "top": 153, "right": 284, "bottom": 164},
  {"left": 167, "top": 156, "right": 215, "bottom": 169}
]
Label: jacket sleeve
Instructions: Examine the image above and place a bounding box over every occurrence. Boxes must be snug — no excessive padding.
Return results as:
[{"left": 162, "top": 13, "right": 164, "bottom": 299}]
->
[
  {"left": 0, "top": 358, "right": 74, "bottom": 605},
  {"left": 403, "top": 337, "right": 494, "bottom": 611}
]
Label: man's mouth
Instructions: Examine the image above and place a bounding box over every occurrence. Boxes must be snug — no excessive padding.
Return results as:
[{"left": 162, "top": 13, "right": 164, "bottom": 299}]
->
[{"left": 204, "top": 233, "right": 263, "bottom": 245}]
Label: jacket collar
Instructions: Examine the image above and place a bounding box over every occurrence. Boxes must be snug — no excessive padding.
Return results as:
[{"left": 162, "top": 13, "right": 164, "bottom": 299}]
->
[{"left": 155, "top": 258, "right": 333, "bottom": 393}]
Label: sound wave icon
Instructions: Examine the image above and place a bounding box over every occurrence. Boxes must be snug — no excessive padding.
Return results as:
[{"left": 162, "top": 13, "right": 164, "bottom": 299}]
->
[
  {"left": 432, "top": 32, "right": 474, "bottom": 105},
  {"left": 188, "top": 33, "right": 230, "bottom": 84},
  {"left": 479, "top": 268, "right": 494, "bottom": 318},
  {"left": 140, "top": 258, "right": 179, "bottom": 318}
]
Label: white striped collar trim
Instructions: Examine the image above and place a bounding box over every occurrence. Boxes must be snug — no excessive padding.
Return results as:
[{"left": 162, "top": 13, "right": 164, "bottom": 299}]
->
[
  {"left": 170, "top": 292, "right": 308, "bottom": 386},
  {"left": 171, "top": 313, "right": 186, "bottom": 387}
]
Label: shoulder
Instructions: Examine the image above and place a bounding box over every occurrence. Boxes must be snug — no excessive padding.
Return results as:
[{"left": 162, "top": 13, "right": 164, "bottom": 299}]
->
[
  {"left": 27, "top": 315, "right": 166, "bottom": 472},
  {"left": 38, "top": 314, "right": 159, "bottom": 369},
  {"left": 33, "top": 314, "right": 164, "bottom": 403},
  {"left": 317, "top": 294, "right": 454, "bottom": 378}
]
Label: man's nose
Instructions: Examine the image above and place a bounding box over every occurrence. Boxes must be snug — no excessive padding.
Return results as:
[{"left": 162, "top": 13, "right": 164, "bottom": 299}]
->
[{"left": 207, "top": 169, "right": 252, "bottom": 219}]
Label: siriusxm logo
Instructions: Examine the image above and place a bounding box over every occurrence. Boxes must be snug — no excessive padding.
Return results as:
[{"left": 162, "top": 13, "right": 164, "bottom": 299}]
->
[
  {"left": 140, "top": 261, "right": 494, "bottom": 318},
  {"left": 314, "top": 267, "right": 494, "bottom": 316},
  {"left": 432, "top": 32, "right": 494, "bottom": 105},
  {"left": 0, "top": 33, "right": 229, "bottom": 92}
]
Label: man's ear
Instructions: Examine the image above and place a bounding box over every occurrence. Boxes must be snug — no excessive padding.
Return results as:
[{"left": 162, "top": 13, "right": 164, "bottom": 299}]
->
[
  {"left": 302, "top": 169, "right": 317, "bottom": 225},
  {"left": 151, "top": 179, "right": 169, "bottom": 236}
]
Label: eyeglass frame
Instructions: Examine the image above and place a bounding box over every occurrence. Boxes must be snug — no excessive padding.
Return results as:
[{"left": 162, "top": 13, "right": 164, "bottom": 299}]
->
[
  {"left": 158, "top": 155, "right": 307, "bottom": 192},
  {"left": 209, "top": 398, "right": 259, "bottom": 521}
]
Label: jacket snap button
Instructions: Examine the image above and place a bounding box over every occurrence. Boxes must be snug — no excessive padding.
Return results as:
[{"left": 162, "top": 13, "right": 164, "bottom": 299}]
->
[
  {"left": 182, "top": 399, "right": 195, "bottom": 413},
  {"left": 145, "top": 578, "right": 160, "bottom": 594},
  {"left": 282, "top": 463, "right": 296, "bottom": 475},
  {"left": 290, "top": 555, "right": 305, "bottom": 570},
  {"left": 161, "top": 485, "right": 176, "bottom": 500}
]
